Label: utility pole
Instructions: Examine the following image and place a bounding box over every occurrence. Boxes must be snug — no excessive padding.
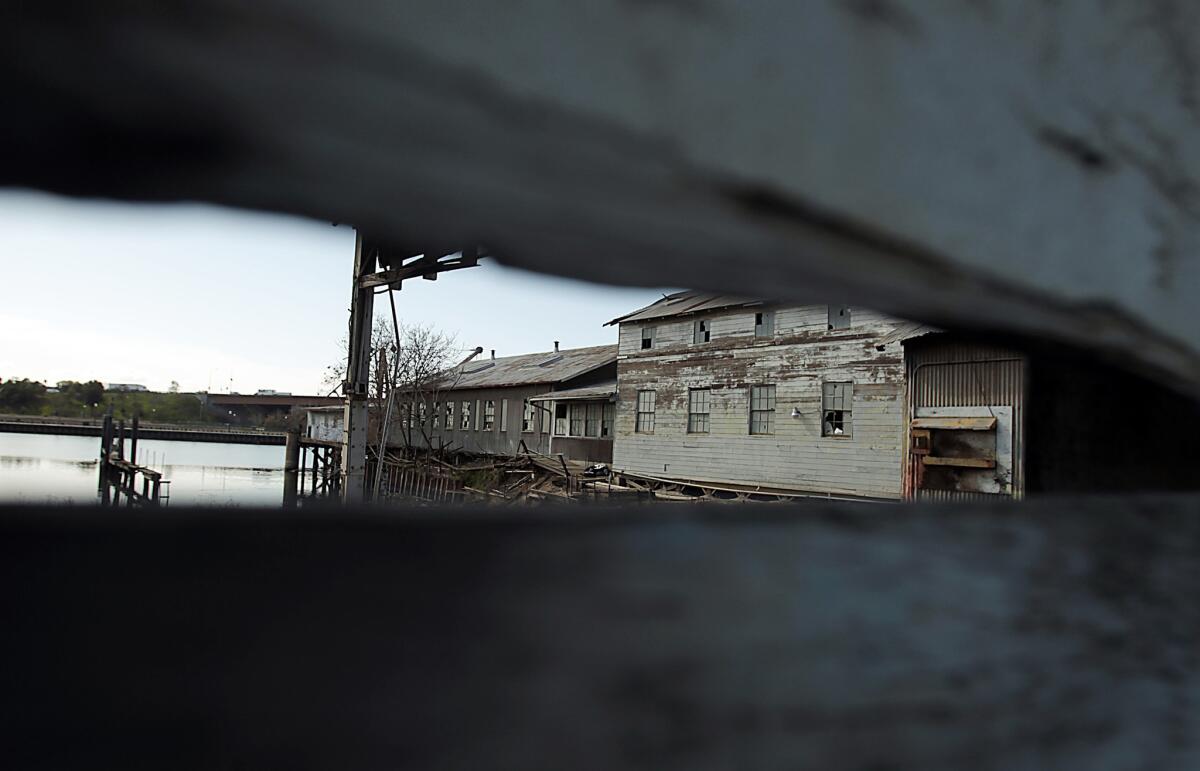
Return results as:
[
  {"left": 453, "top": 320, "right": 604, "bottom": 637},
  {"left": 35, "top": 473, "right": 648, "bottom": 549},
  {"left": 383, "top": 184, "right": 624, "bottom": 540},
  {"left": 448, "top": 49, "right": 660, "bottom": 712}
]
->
[
  {"left": 340, "top": 235, "right": 480, "bottom": 504},
  {"left": 341, "top": 231, "right": 375, "bottom": 503}
]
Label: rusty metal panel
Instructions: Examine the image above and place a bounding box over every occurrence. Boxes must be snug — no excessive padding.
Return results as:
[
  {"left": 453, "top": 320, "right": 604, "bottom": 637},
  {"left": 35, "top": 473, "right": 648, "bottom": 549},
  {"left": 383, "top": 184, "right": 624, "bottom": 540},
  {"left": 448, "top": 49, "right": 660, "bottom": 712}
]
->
[{"left": 905, "top": 339, "right": 1027, "bottom": 500}]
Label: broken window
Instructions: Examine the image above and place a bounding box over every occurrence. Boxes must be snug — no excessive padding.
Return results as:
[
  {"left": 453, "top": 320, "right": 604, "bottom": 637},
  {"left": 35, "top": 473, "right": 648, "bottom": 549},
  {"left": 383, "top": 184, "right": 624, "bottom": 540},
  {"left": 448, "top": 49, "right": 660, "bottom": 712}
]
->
[
  {"left": 635, "top": 390, "right": 656, "bottom": 433},
  {"left": 418, "top": 400, "right": 427, "bottom": 427},
  {"left": 688, "top": 388, "right": 711, "bottom": 433},
  {"left": 555, "top": 402, "right": 568, "bottom": 435},
  {"left": 601, "top": 402, "right": 614, "bottom": 437},
  {"left": 483, "top": 399, "right": 495, "bottom": 431},
  {"left": 749, "top": 384, "right": 776, "bottom": 435},
  {"left": 460, "top": 400, "right": 472, "bottom": 430},
  {"left": 432, "top": 401, "right": 440, "bottom": 429},
  {"left": 693, "top": 319, "right": 710, "bottom": 344},
  {"left": 445, "top": 401, "right": 453, "bottom": 430},
  {"left": 522, "top": 399, "right": 535, "bottom": 433},
  {"left": 754, "top": 310, "right": 775, "bottom": 338},
  {"left": 828, "top": 305, "right": 851, "bottom": 330},
  {"left": 822, "top": 381, "right": 853, "bottom": 436},
  {"left": 641, "top": 326, "right": 655, "bottom": 350}
]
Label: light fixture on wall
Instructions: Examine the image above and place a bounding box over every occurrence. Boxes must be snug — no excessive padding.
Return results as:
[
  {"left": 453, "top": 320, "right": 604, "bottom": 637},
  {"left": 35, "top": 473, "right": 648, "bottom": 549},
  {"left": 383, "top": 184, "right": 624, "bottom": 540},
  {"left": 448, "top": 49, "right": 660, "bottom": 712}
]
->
[{"left": 791, "top": 406, "right": 802, "bottom": 418}]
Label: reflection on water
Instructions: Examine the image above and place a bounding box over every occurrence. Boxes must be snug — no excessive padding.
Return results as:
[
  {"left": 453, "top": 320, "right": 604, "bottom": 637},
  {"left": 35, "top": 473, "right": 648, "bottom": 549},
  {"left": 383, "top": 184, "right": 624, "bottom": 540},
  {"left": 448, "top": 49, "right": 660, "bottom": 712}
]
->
[{"left": 0, "top": 433, "right": 285, "bottom": 507}]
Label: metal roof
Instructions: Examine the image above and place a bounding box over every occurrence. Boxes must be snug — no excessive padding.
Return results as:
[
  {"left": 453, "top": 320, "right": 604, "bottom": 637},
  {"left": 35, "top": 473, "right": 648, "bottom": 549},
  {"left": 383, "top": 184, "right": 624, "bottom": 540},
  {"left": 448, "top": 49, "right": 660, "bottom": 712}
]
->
[
  {"left": 606, "top": 291, "right": 762, "bottom": 326},
  {"left": 437, "top": 344, "right": 617, "bottom": 390},
  {"left": 874, "top": 322, "right": 941, "bottom": 349},
  {"left": 527, "top": 380, "right": 617, "bottom": 403}
]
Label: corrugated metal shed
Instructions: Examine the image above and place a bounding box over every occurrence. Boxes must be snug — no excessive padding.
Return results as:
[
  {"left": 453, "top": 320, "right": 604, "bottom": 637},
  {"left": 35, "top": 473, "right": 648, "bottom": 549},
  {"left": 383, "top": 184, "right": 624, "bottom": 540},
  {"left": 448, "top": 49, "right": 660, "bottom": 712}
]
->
[
  {"left": 606, "top": 291, "right": 762, "bottom": 326},
  {"left": 437, "top": 345, "right": 617, "bottom": 390},
  {"left": 527, "top": 380, "right": 617, "bottom": 402},
  {"left": 904, "top": 336, "right": 1027, "bottom": 501}
]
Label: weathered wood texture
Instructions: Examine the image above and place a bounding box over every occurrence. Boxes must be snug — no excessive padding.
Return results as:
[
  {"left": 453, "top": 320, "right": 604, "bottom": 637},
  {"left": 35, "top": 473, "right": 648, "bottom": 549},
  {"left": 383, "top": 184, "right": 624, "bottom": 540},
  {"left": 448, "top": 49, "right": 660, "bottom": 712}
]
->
[
  {"left": 2, "top": 500, "right": 1198, "bottom": 770},
  {"left": 4, "top": 1, "right": 1200, "bottom": 391},
  {"left": 616, "top": 306, "right": 907, "bottom": 498}
]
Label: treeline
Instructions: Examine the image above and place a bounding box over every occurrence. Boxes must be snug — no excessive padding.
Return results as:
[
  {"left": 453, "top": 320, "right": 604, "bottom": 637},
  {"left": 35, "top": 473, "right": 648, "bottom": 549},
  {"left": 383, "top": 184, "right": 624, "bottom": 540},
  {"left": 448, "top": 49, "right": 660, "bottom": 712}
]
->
[{"left": 0, "top": 379, "right": 217, "bottom": 423}]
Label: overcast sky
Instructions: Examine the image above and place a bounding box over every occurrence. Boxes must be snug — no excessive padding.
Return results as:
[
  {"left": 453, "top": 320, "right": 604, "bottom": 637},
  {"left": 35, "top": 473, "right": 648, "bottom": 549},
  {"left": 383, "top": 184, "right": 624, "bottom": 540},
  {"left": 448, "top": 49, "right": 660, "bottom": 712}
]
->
[{"left": 0, "top": 190, "right": 669, "bottom": 395}]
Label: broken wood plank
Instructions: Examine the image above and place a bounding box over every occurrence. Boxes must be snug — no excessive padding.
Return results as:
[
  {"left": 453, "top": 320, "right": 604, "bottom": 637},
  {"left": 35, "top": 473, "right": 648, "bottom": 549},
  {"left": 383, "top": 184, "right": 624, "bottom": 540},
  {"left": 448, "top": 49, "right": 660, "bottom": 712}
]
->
[
  {"left": 911, "top": 417, "right": 998, "bottom": 431},
  {"left": 923, "top": 456, "right": 998, "bottom": 469}
]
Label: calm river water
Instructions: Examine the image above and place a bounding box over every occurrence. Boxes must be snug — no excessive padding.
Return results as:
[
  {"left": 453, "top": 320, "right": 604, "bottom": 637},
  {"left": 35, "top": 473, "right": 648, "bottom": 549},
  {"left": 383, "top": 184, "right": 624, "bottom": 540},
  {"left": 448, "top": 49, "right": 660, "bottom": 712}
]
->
[{"left": 0, "top": 432, "right": 285, "bottom": 506}]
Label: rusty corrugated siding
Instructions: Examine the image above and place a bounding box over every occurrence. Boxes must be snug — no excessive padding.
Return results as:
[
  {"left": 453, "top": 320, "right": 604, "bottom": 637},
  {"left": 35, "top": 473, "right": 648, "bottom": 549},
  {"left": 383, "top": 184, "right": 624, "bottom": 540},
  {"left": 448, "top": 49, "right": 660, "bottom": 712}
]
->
[{"left": 905, "top": 340, "right": 1026, "bottom": 500}]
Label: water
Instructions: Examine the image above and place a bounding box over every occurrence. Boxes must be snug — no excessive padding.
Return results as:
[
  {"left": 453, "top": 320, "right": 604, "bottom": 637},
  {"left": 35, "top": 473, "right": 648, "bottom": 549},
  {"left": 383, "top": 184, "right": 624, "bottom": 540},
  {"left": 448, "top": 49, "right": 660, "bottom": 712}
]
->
[{"left": 0, "top": 432, "right": 285, "bottom": 506}]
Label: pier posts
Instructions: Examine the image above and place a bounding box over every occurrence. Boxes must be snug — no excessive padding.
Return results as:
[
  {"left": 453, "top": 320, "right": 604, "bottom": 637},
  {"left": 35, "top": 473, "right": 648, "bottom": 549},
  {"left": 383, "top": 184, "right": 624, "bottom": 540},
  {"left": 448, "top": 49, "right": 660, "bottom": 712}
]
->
[
  {"left": 283, "top": 430, "right": 300, "bottom": 508},
  {"left": 341, "top": 231, "right": 374, "bottom": 504}
]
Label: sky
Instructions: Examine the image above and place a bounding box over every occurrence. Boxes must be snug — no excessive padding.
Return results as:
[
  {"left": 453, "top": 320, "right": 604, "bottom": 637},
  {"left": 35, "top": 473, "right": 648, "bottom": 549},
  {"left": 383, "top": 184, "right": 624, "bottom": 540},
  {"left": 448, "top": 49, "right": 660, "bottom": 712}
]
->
[{"left": 0, "top": 189, "right": 669, "bottom": 395}]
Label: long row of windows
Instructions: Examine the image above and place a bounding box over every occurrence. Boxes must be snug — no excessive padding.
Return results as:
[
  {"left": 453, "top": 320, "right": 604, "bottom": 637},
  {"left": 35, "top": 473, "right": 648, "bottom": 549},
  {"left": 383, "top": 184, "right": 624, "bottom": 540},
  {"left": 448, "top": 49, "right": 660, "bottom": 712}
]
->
[
  {"left": 634, "top": 382, "right": 853, "bottom": 437},
  {"left": 418, "top": 398, "right": 614, "bottom": 438},
  {"left": 641, "top": 305, "right": 852, "bottom": 350}
]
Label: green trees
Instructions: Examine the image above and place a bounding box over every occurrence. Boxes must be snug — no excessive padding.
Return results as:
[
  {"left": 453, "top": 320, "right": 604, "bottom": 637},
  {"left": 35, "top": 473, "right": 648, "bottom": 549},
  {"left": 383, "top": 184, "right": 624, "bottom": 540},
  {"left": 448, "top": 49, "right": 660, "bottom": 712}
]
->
[{"left": 0, "top": 379, "right": 47, "bottom": 411}]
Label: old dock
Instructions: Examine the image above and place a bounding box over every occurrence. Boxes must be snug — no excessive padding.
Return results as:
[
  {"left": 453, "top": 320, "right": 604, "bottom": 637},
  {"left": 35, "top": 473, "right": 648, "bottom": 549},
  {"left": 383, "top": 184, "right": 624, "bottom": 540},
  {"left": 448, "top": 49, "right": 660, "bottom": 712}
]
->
[{"left": 0, "top": 416, "right": 285, "bottom": 446}]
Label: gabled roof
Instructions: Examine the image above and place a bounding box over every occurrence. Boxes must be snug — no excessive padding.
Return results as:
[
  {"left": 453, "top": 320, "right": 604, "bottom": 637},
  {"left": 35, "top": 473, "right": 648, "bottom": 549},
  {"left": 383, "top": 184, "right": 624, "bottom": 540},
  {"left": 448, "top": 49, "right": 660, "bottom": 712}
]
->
[
  {"left": 438, "top": 344, "right": 617, "bottom": 390},
  {"left": 606, "top": 291, "right": 762, "bottom": 326}
]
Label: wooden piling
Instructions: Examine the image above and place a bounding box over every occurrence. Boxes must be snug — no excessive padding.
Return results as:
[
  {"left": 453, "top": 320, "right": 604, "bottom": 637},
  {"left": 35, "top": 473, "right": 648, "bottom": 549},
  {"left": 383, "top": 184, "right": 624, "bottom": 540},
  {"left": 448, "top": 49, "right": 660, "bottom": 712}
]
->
[{"left": 283, "top": 430, "right": 300, "bottom": 509}]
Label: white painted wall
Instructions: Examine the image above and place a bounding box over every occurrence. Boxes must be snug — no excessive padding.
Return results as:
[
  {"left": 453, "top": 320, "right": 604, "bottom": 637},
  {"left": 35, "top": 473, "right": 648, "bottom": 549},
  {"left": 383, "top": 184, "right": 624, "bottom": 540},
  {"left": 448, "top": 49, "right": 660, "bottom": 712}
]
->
[{"left": 614, "top": 305, "right": 906, "bottom": 499}]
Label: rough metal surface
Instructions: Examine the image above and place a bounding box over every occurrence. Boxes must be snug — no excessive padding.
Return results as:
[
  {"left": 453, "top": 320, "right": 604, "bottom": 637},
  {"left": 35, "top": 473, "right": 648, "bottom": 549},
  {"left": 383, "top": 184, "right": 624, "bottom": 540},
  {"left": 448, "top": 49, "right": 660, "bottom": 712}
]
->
[
  {"left": 4, "top": 1, "right": 1200, "bottom": 390},
  {"left": 441, "top": 344, "right": 616, "bottom": 390},
  {"left": 2, "top": 500, "right": 1198, "bottom": 770}
]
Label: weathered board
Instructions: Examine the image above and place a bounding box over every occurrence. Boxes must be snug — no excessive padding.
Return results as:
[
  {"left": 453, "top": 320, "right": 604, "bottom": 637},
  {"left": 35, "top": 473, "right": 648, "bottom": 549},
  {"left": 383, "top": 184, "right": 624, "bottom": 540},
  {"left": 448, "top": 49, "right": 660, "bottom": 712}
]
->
[
  {"left": 3, "top": 0, "right": 1200, "bottom": 390},
  {"left": 2, "top": 500, "right": 1198, "bottom": 770}
]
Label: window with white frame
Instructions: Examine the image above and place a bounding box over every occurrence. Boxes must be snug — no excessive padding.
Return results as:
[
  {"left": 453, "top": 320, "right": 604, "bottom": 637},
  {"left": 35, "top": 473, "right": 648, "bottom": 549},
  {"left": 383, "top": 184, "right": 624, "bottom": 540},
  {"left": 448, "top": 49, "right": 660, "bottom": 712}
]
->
[
  {"left": 418, "top": 400, "right": 427, "bottom": 427},
  {"left": 522, "top": 399, "right": 535, "bottom": 433},
  {"left": 445, "top": 401, "right": 453, "bottom": 430},
  {"left": 635, "top": 390, "right": 656, "bottom": 433},
  {"left": 749, "top": 385, "right": 776, "bottom": 435},
  {"left": 585, "top": 403, "right": 602, "bottom": 437},
  {"left": 483, "top": 399, "right": 495, "bottom": 431},
  {"left": 433, "top": 401, "right": 440, "bottom": 429},
  {"left": 755, "top": 310, "right": 775, "bottom": 338},
  {"left": 641, "top": 326, "right": 655, "bottom": 350},
  {"left": 460, "top": 400, "right": 472, "bottom": 430},
  {"left": 601, "top": 403, "right": 614, "bottom": 437},
  {"left": 828, "top": 305, "right": 851, "bottom": 330},
  {"left": 688, "top": 388, "right": 711, "bottom": 433},
  {"left": 569, "top": 403, "right": 585, "bottom": 436},
  {"left": 822, "top": 381, "right": 853, "bottom": 436},
  {"left": 693, "top": 319, "right": 710, "bottom": 344}
]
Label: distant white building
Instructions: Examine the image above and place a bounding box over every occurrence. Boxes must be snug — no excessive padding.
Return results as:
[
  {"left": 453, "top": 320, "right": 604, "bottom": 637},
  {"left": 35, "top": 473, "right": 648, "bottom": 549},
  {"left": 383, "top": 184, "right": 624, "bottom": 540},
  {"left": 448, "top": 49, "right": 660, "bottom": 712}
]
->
[
  {"left": 106, "top": 383, "right": 149, "bottom": 392},
  {"left": 256, "top": 389, "right": 293, "bottom": 396},
  {"left": 305, "top": 406, "right": 344, "bottom": 442}
]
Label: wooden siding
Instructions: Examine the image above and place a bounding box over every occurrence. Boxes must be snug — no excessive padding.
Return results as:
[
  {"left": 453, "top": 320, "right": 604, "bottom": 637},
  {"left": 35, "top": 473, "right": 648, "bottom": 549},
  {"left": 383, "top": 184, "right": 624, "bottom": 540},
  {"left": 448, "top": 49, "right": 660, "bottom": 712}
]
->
[{"left": 614, "top": 306, "right": 906, "bottom": 499}]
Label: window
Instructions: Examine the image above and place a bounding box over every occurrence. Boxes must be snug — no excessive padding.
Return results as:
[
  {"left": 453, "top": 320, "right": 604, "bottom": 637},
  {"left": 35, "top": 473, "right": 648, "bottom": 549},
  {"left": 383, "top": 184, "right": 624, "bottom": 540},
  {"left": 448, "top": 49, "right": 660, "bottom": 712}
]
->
[
  {"left": 602, "top": 403, "right": 614, "bottom": 437},
  {"left": 418, "top": 400, "right": 427, "bottom": 427},
  {"left": 500, "top": 399, "right": 509, "bottom": 433},
  {"left": 522, "top": 399, "right": 535, "bottom": 433},
  {"left": 569, "top": 403, "right": 585, "bottom": 436},
  {"left": 444, "top": 401, "right": 453, "bottom": 430},
  {"left": 483, "top": 399, "right": 495, "bottom": 431},
  {"left": 828, "top": 305, "right": 851, "bottom": 330},
  {"left": 693, "top": 319, "right": 710, "bottom": 344},
  {"left": 585, "top": 403, "right": 602, "bottom": 437},
  {"left": 688, "top": 388, "right": 711, "bottom": 433},
  {"left": 555, "top": 403, "right": 568, "bottom": 435},
  {"left": 754, "top": 310, "right": 775, "bottom": 338},
  {"left": 641, "top": 326, "right": 655, "bottom": 350},
  {"left": 749, "top": 385, "right": 776, "bottom": 435},
  {"left": 635, "top": 390, "right": 656, "bottom": 433},
  {"left": 433, "top": 401, "right": 440, "bottom": 429},
  {"left": 822, "top": 381, "right": 853, "bottom": 436},
  {"left": 460, "top": 400, "right": 472, "bottom": 430}
]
